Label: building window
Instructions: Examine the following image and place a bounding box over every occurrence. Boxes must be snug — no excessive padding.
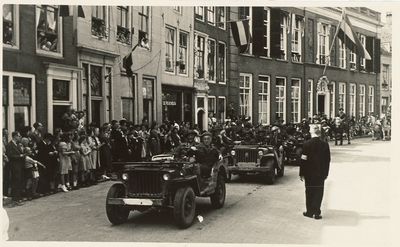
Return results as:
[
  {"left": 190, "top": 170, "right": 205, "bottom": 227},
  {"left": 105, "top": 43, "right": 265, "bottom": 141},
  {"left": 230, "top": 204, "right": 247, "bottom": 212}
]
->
[
  {"left": 36, "top": 5, "right": 60, "bottom": 52},
  {"left": 165, "top": 27, "right": 175, "bottom": 73},
  {"left": 291, "top": 16, "right": 302, "bottom": 62},
  {"left": 276, "top": 77, "right": 286, "bottom": 121},
  {"left": 121, "top": 76, "right": 135, "bottom": 122},
  {"left": 3, "top": 4, "right": 15, "bottom": 46},
  {"left": 307, "top": 79, "right": 313, "bottom": 118},
  {"left": 382, "top": 64, "right": 389, "bottom": 90},
  {"left": 259, "top": 76, "right": 269, "bottom": 125},
  {"left": 360, "top": 34, "right": 366, "bottom": 70},
  {"left": 90, "top": 65, "right": 103, "bottom": 96},
  {"left": 208, "top": 97, "right": 216, "bottom": 116},
  {"left": 317, "top": 22, "right": 330, "bottom": 65},
  {"left": 368, "top": 86, "right": 374, "bottom": 115},
  {"left": 239, "top": 74, "right": 252, "bottom": 118},
  {"left": 117, "top": 6, "right": 131, "bottom": 45},
  {"left": 338, "top": 82, "right": 346, "bottom": 112},
  {"left": 238, "top": 7, "right": 252, "bottom": 54},
  {"left": 359, "top": 84, "right": 365, "bottom": 118},
  {"left": 339, "top": 39, "right": 346, "bottom": 69},
  {"left": 53, "top": 79, "right": 70, "bottom": 101},
  {"left": 382, "top": 97, "right": 388, "bottom": 114},
  {"left": 173, "top": 6, "right": 181, "bottom": 13},
  {"left": 143, "top": 78, "right": 154, "bottom": 123},
  {"left": 195, "top": 35, "right": 205, "bottom": 79},
  {"left": 218, "top": 42, "right": 226, "bottom": 82},
  {"left": 218, "top": 97, "right": 226, "bottom": 122},
  {"left": 349, "top": 83, "right": 356, "bottom": 118},
  {"left": 263, "top": 7, "right": 270, "bottom": 57},
  {"left": 207, "top": 6, "right": 215, "bottom": 25},
  {"left": 349, "top": 50, "right": 356, "bottom": 70},
  {"left": 330, "top": 81, "right": 335, "bottom": 118},
  {"left": 178, "top": 32, "right": 188, "bottom": 74},
  {"left": 279, "top": 14, "right": 287, "bottom": 60},
  {"left": 195, "top": 6, "right": 204, "bottom": 21},
  {"left": 217, "top": 7, "right": 225, "bottom": 29},
  {"left": 105, "top": 67, "right": 112, "bottom": 122},
  {"left": 91, "top": 6, "right": 108, "bottom": 40},
  {"left": 139, "top": 6, "right": 149, "bottom": 42},
  {"left": 291, "top": 79, "right": 301, "bottom": 123},
  {"left": 207, "top": 39, "right": 216, "bottom": 81}
]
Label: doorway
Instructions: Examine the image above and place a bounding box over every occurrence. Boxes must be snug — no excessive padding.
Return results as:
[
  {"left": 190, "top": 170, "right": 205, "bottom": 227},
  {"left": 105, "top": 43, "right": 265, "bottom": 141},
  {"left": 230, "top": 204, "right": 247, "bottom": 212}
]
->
[
  {"left": 197, "top": 109, "right": 205, "bottom": 131},
  {"left": 318, "top": 94, "right": 325, "bottom": 115}
]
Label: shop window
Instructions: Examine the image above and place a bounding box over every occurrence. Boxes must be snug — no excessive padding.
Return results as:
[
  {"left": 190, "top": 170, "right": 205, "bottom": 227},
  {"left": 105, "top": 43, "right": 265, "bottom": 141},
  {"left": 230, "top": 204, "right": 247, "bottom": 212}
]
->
[
  {"left": 91, "top": 6, "right": 108, "bottom": 39},
  {"left": 36, "top": 5, "right": 60, "bottom": 52},
  {"left": 117, "top": 6, "right": 131, "bottom": 45}
]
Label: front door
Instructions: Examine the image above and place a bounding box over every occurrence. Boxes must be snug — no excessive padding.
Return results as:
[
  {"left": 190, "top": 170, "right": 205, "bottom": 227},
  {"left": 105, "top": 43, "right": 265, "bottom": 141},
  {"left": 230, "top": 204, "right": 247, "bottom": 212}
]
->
[{"left": 318, "top": 95, "right": 325, "bottom": 115}]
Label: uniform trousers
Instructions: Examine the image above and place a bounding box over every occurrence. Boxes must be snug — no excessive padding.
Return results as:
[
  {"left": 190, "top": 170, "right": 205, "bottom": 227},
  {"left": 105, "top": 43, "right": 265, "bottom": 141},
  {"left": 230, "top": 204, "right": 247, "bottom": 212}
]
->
[{"left": 304, "top": 177, "right": 325, "bottom": 215}]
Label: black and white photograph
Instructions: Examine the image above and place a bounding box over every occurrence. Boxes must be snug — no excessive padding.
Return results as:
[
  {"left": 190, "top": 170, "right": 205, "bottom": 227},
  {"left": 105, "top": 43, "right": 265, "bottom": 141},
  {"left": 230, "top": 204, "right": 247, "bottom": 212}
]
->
[{"left": 1, "top": 1, "right": 397, "bottom": 246}]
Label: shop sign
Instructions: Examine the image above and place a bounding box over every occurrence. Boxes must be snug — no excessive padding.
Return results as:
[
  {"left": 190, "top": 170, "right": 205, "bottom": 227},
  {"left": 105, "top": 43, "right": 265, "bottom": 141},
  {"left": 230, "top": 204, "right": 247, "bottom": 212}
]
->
[{"left": 163, "top": 101, "right": 176, "bottom": 106}]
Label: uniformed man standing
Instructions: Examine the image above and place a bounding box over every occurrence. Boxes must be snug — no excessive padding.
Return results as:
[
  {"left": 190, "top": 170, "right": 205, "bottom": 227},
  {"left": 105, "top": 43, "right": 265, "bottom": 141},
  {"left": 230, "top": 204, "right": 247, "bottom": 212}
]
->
[{"left": 300, "top": 125, "right": 330, "bottom": 220}]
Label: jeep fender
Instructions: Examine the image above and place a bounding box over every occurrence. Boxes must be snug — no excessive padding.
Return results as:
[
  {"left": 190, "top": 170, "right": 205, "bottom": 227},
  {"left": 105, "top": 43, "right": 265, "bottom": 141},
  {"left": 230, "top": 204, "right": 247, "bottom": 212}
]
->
[
  {"left": 171, "top": 176, "right": 201, "bottom": 196},
  {"left": 218, "top": 165, "right": 228, "bottom": 181},
  {"left": 260, "top": 156, "right": 277, "bottom": 168}
]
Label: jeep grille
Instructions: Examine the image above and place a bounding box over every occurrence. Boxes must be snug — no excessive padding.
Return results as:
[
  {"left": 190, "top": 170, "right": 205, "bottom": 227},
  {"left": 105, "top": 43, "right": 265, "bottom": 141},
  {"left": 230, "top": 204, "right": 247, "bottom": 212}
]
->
[
  {"left": 235, "top": 149, "right": 258, "bottom": 163},
  {"left": 128, "top": 171, "right": 163, "bottom": 197}
]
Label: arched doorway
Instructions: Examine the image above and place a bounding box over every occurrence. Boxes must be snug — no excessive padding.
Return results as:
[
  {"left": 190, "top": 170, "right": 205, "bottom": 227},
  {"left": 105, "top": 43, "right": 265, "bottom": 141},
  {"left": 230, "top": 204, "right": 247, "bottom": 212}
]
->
[{"left": 197, "top": 108, "right": 205, "bottom": 131}]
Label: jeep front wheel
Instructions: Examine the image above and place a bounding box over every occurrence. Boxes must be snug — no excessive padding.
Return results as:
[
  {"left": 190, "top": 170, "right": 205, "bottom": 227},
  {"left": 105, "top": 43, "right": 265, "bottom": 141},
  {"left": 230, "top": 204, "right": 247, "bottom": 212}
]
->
[
  {"left": 173, "top": 186, "right": 196, "bottom": 229},
  {"left": 210, "top": 174, "right": 226, "bottom": 209},
  {"left": 265, "top": 159, "right": 276, "bottom": 185},
  {"left": 106, "top": 184, "right": 130, "bottom": 225}
]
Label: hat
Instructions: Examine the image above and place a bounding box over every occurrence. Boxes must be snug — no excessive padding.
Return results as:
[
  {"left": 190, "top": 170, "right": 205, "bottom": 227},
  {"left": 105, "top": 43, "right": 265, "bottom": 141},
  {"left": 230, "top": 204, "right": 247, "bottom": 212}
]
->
[
  {"left": 302, "top": 118, "right": 307, "bottom": 122},
  {"left": 339, "top": 108, "right": 344, "bottom": 111},
  {"left": 201, "top": 132, "right": 212, "bottom": 138},
  {"left": 210, "top": 125, "right": 223, "bottom": 132},
  {"left": 43, "top": 133, "right": 54, "bottom": 140},
  {"left": 271, "top": 126, "right": 279, "bottom": 132},
  {"left": 185, "top": 129, "right": 198, "bottom": 137}
]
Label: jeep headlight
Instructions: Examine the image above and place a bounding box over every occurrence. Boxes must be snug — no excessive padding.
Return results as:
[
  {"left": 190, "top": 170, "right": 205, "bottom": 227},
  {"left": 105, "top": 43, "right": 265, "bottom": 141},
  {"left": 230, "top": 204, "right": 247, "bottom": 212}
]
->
[
  {"left": 162, "top": 173, "right": 171, "bottom": 181},
  {"left": 121, "top": 173, "right": 129, "bottom": 181},
  {"left": 258, "top": 150, "right": 263, "bottom": 156},
  {"left": 231, "top": 150, "right": 236, "bottom": 156}
]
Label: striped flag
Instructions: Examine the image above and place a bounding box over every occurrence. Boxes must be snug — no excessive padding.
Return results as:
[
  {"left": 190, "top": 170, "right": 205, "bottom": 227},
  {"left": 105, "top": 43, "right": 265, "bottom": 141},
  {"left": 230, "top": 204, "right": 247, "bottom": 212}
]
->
[
  {"left": 231, "top": 19, "right": 251, "bottom": 47},
  {"left": 337, "top": 10, "right": 371, "bottom": 60},
  {"left": 59, "top": 5, "right": 85, "bottom": 18},
  {"left": 123, "top": 52, "right": 134, "bottom": 77}
]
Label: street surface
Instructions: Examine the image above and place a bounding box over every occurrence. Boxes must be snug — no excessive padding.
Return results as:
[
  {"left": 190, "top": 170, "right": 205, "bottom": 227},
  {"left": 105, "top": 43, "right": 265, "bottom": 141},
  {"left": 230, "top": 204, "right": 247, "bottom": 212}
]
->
[{"left": 3, "top": 137, "right": 397, "bottom": 245}]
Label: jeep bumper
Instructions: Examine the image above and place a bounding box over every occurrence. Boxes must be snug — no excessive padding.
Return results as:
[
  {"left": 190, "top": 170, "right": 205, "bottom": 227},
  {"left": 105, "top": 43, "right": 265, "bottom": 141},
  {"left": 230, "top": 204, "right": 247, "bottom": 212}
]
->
[
  {"left": 228, "top": 165, "right": 273, "bottom": 173},
  {"left": 108, "top": 198, "right": 165, "bottom": 206}
]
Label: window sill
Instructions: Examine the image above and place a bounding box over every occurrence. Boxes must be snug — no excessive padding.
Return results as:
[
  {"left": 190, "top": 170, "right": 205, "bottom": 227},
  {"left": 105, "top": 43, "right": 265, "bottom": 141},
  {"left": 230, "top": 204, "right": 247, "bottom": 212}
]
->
[
  {"left": 240, "top": 53, "right": 255, "bottom": 58},
  {"left": 36, "top": 50, "right": 64, "bottom": 60},
  {"left": 276, "top": 59, "right": 289, "bottom": 63},
  {"left": 3, "top": 44, "right": 19, "bottom": 51},
  {"left": 259, "top": 56, "right": 272, "bottom": 60},
  {"left": 292, "top": 61, "right": 303, "bottom": 64},
  {"left": 91, "top": 35, "right": 109, "bottom": 42},
  {"left": 165, "top": 70, "right": 175, "bottom": 75}
]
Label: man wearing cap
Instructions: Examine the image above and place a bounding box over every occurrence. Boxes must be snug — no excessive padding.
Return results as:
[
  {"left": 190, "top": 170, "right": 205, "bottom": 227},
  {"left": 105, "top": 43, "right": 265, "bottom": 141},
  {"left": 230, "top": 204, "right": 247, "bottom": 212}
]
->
[
  {"left": 337, "top": 108, "right": 348, "bottom": 122},
  {"left": 174, "top": 130, "right": 199, "bottom": 158},
  {"left": 187, "top": 132, "right": 221, "bottom": 178},
  {"left": 300, "top": 125, "right": 330, "bottom": 220}
]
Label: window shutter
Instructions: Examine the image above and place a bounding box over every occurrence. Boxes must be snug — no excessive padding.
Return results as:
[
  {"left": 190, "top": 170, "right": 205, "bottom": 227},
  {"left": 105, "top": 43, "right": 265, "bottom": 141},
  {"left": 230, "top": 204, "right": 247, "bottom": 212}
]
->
[
  {"left": 252, "top": 7, "right": 264, "bottom": 56},
  {"left": 270, "top": 8, "right": 281, "bottom": 58},
  {"left": 366, "top": 36, "right": 374, "bottom": 72},
  {"left": 374, "top": 38, "right": 381, "bottom": 73}
]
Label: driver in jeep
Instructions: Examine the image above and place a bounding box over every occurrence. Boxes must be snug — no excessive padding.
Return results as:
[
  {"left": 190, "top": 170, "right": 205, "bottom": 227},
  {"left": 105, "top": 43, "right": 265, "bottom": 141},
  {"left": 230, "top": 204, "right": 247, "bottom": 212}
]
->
[{"left": 187, "top": 132, "right": 221, "bottom": 179}]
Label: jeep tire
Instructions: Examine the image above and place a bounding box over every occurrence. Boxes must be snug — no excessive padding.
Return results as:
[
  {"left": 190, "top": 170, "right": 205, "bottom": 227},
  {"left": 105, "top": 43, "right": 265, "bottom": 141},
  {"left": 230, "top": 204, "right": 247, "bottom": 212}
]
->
[
  {"left": 173, "top": 186, "right": 196, "bottom": 229},
  {"left": 106, "top": 184, "right": 130, "bottom": 225},
  {"left": 210, "top": 174, "right": 226, "bottom": 209},
  {"left": 265, "top": 159, "right": 276, "bottom": 185}
]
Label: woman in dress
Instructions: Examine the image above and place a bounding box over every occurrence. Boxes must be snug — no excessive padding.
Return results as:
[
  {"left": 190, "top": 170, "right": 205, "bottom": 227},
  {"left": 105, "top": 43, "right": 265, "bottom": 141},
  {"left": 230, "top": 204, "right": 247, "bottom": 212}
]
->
[
  {"left": 79, "top": 135, "right": 92, "bottom": 187},
  {"left": 70, "top": 132, "right": 81, "bottom": 189},
  {"left": 87, "top": 128, "right": 102, "bottom": 185},
  {"left": 99, "top": 126, "right": 112, "bottom": 180},
  {"left": 138, "top": 124, "right": 150, "bottom": 161},
  {"left": 58, "top": 133, "right": 75, "bottom": 192}
]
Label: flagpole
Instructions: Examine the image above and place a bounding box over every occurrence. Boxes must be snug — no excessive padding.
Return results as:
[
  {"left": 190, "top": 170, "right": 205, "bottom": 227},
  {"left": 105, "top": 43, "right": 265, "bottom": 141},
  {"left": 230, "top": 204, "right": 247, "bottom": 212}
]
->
[{"left": 323, "top": 8, "right": 344, "bottom": 76}]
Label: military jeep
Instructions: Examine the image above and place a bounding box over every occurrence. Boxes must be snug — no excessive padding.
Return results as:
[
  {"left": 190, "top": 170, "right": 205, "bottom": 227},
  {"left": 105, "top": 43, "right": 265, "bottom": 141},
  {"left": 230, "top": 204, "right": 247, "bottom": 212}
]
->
[
  {"left": 106, "top": 154, "right": 228, "bottom": 229},
  {"left": 228, "top": 142, "right": 284, "bottom": 184}
]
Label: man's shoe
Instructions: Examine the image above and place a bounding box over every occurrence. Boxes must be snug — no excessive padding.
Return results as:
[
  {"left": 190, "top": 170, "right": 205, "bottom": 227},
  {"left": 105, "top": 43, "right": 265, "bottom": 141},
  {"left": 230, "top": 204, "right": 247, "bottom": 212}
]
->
[
  {"left": 314, "top": 214, "right": 322, "bottom": 220},
  {"left": 12, "top": 200, "right": 24, "bottom": 206},
  {"left": 303, "top": 212, "right": 313, "bottom": 218}
]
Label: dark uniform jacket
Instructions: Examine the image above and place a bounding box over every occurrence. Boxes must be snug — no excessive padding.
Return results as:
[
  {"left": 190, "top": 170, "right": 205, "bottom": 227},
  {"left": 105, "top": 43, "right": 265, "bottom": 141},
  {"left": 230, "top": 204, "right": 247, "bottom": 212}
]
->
[
  {"left": 174, "top": 141, "right": 199, "bottom": 158},
  {"left": 300, "top": 137, "right": 330, "bottom": 179},
  {"left": 187, "top": 143, "right": 220, "bottom": 166},
  {"left": 6, "top": 141, "right": 25, "bottom": 171}
]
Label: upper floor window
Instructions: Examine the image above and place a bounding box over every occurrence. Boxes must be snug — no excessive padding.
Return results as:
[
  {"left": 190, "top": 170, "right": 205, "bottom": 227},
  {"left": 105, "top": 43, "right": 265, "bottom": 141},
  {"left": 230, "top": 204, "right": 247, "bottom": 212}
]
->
[
  {"left": 359, "top": 84, "right": 365, "bottom": 118},
  {"left": 207, "top": 39, "right": 216, "bottom": 81},
  {"left": 194, "top": 35, "right": 205, "bottom": 79},
  {"left": 238, "top": 7, "right": 252, "bottom": 54},
  {"left": 139, "top": 6, "right": 149, "bottom": 42},
  {"left": 218, "top": 42, "right": 226, "bottom": 82},
  {"left": 92, "top": 6, "right": 108, "bottom": 40},
  {"left": 207, "top": 6, "right": 215, "bottom": 25},
  {"left": 349, "top": 83, "right": 356, "bottom": 118},
  {"left": 338, "top": 82, "right": 346, "bottom": 111},
  {"left": 239, "top": 74, "right": 252, "bottom": 118},
  {"left": 36, "top": 5, "right": 60, "bottom": 53},
  {"left": 3, "top": 4, "right": 16, "bottom": 46},
  {"left": 195, "top": 6, "right": 204, "bottom": 21},
  {"left": 178, "top": 32, "right": 188, "bottom": 75},
  {"left": 279, "top": 13, "right": 288, "bottom": 60},
  {"left": 259, "top": 76, "right": 270, "bottom": 125},
  {"left": 291, "top": 79, "right": 301, "bottom": 123},
  {"left": 291, "top": 16, "right": 302, "bottom": 62},
  {"left": 339, "top": 39, "right": 346, "bottom": 69},
  {"left": 368, "top": 86, "right": 374, "bottom": 114},
  {"left": 262, "top": 7, "right": 270, "bottom": 57},
  {"left": 117, "top": 6, "right": 131, "bottom": 45},
  {"left": 173, "top": 6, "right": 181, "bottom": 13},
  {"left": 165, "top": 27, "right": 175, "bottom": 73},
  {"left": 317, "top": 22, "right": 330, "bottom": 65},
  {"left": 217, "top": 7, "right": 225, "bottom": 29},
  {"left": 359, "top": 34, "right": 366, "bottom": 70},
  {"left": 276, "top": 77, "right": 286, "bottom": 121},
  {"left": 382, "top": 64, "right": 390, "bottom": 90},
  {"left": 349, "top": 50, "right": 356, "bottom": 70}
]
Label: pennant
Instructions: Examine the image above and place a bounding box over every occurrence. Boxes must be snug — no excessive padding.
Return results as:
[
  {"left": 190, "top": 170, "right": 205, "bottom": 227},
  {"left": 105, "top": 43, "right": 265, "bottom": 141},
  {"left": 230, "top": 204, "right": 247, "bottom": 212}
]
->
[
  {"left": 231, "top": 19, "right": 251, "bottom": 47},
  {"left": 123, "top": 53, "right": 133, "bottom": 77},
  {"left": 59, "top": 5, "right": 85, "bottom": 18},
  {"left": 337, "top": 11, "right": 371, "bottom": 60}
]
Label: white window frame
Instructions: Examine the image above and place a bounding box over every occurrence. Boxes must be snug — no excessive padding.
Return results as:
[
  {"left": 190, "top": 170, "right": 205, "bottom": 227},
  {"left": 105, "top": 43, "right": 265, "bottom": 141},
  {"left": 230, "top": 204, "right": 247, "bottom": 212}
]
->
[
  {"left": 291, "top": 15, "right": 302, "bottom": 62},
  {"left": 207, "top": 6, "right": 215, "bottom": 26},
  {"left": 276, "top": 77, "right": 286, "bottom": 122},
  {"left": 178, "top": 31, "right": 188, "bottom": 75},
  {"left": 360, "top": 34, "right": 366, "bottom": 70},
  {"left": 349, "top": 83, "right": 356, "bottom": 118},
  {"left": 173, "top": 6, "right": 181, "bottom": 14},
  {"left": 239, "top": 7, "right": 252, "bottom": 55},
  {"left": 36, "top": 5, "right": 63, "bottom": 57},
  {"left": 263, "top": 7, "right": 270, "bottom": 57},
  {"left": 339, "top": 39, "right": 346, "bottom": 69},
  {"left": 308, "top": 79, "right": 313, "bottom": 118},
  {"left": 218, "top": 41, "right": 226, "bottom": 84},
  {"left": 218, "top": 96, "right": 226, "bottom": 121},
  {"left": 258, "top": 76, "right": 270, "bottom": 125},
  {"left": 291, "top": 78, "right": 301, "bottom": 123},
  {"left": 217, "top": 7, "right": 226, "bottom": 30},
  {"left": 330, "top": 81, "right": 335, "bottom": 118},
  {"left": 91, "top": 6, "right": 109, "bottom": 41},
  {"left": 3, "top": 4, "right": 20, "bottom": 50},
  {"left": 116, "top": 6, "right": 132, "bottom": 45},
  {"left": 2, "top": 72, "right": 36, "bottom": 134},
  {"left": 368, "top": 86, "right": 374, "bottom": 115},
  {"left": 239, "top": 73, "right": 252, "bottom": 118},
  {"left": 195, "top": 6, "right": 204, "bottom": 21},
  {"left": 138, "top": 6, "right": 151, "bottom": 50},
  {"left": 208, "top": 96, "right": 216, "bottom": 116},
  {"left": 207, "top": 38, "right": 216, "bottom": 82},
  {"left": 359, "top": 84, "right": 365, "bottom": 118},
  {"left": 317, "top": 21, "right": 330, "bottom": 65},
  {"left": 194, "top": 33, "right": 206, "bottom": 79},
  {"left": 338, "top": 82, "right": 346, "bottom": 112},
  {"left": 280, "top": 14, "right": 288, "bottom": 60},
  {"left": 349, "top": 50, "right": 356, "bottom": 70},
  {"left": 165, "top": 26, "right": 175, "bottom": 74},
  {"left": 382, "top": 64, "right": 389, "bottom": 89}
]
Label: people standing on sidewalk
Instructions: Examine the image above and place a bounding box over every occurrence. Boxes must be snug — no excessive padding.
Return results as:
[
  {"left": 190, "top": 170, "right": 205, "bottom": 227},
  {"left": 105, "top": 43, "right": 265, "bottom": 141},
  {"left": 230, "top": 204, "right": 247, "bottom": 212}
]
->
[
  {"left": 88, "top": 128, "right": 102, "bottom": 185},
  {"left": 99, "top": 126, "right": 112, "bottom": 180},
  {"left": 300, "top": 125, "right": 331, "bottom": 220},
  {"left": 58, "top": 133, "right": 75, "bottom": 192}
]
